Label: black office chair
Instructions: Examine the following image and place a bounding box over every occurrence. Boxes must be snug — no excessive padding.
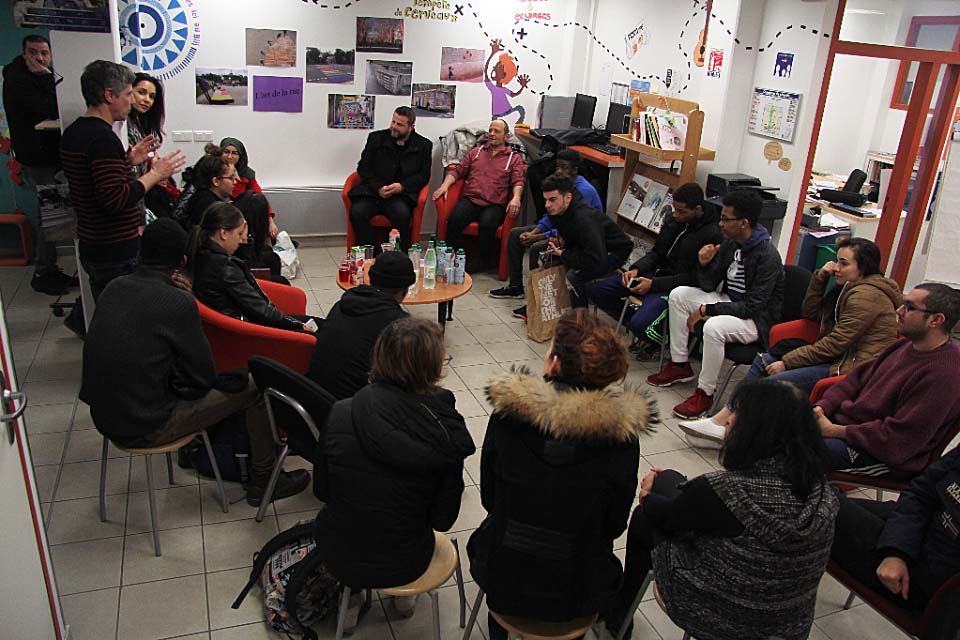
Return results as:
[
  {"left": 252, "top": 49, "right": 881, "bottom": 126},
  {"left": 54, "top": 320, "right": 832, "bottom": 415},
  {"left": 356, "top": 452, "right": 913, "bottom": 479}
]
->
[
  {"left": 708, "top": 265, "right": 813, "bottom": 413},
  {"left": 842, "top": 168, "right": 868, "bottom": 194},
  {"left": 248, "top": 356, "right": 337, "bottom": 522}
]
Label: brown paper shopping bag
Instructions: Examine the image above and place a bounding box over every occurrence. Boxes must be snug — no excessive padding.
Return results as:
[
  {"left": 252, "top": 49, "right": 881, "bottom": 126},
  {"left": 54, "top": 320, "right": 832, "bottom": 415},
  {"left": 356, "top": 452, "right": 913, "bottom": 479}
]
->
[{"left": 526, "top": 263, "right": 572, "bottom": 342}]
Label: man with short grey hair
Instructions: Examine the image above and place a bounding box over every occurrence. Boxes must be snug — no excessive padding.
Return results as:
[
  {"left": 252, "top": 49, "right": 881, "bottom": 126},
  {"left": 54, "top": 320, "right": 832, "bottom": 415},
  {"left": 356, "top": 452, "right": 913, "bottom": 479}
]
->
[{"left": 60, "top": 60, "right": 185, "bottom": 300}]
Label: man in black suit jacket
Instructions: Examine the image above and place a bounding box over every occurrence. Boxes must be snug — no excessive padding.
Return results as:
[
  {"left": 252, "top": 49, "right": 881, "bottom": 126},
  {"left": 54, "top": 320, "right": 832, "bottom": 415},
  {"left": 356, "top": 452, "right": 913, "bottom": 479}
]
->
[{"left": 349, "top": 106, "right": 432, "bottom": 251}]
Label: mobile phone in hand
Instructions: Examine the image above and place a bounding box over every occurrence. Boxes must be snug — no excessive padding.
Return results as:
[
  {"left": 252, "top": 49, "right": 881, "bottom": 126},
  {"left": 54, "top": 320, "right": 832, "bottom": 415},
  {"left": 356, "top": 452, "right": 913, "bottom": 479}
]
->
[{"left": 627, "top": 277, "right": 641, "bottom": 289}]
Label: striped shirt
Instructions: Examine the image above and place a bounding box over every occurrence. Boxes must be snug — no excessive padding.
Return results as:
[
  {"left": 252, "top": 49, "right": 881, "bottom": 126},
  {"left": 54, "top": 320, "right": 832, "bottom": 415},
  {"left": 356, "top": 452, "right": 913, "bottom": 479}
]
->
[
  {"left": 725, "top": 248, "right": 746, "bottom": 300},
  {"left": 61, "top": 117, "right": 144, "bottom": 261}
]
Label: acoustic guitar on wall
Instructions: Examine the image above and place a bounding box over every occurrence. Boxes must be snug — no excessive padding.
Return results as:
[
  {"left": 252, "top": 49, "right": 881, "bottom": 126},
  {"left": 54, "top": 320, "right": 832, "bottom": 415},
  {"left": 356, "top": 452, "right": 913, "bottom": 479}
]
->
[{"left": 693, "top": 0, "right": 714, "bottom": 68}]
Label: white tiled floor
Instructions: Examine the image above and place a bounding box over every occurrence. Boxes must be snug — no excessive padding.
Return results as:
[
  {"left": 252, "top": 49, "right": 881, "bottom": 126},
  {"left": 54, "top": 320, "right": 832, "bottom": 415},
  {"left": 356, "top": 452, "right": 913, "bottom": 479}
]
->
[{"left": 3, "top": 246, "right": 909, "bottom": 640}]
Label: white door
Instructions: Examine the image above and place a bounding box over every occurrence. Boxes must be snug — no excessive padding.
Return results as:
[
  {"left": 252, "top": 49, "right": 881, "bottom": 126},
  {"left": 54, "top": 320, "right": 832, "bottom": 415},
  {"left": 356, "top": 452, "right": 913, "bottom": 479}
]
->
[{"left": 0, "top": 294, "right": 66, "bottom": 640}]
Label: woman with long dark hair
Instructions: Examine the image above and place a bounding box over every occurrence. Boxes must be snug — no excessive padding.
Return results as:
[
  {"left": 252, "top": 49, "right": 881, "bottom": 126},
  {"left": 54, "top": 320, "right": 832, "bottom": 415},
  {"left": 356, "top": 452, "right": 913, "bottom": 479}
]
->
[
  {"left": 187, "top": 201, "right": 316, "bottom": 332},
  {"left": 607, "top": 379, "right": 839, "bottom": 640},
  {"left": 233, "top": 191, "right": 283, "bottom": 281},
  {"left": 314, "top": 316, "right": 474, "bottom": 626},
  {"left": 681, "top": 236, "right": 902, "bottom": 445},
  {"left": 468, "top": 308, "right": 652, "bottom": 639},
  {"left": 127, "top": 72, "right": 179, "bottom": 218}
]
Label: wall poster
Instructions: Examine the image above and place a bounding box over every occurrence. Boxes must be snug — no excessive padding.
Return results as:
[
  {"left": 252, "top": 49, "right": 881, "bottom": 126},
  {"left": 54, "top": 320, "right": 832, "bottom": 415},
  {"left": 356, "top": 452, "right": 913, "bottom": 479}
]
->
[{"left": 747, "top": 87, "right": 801, "bottom": 143}]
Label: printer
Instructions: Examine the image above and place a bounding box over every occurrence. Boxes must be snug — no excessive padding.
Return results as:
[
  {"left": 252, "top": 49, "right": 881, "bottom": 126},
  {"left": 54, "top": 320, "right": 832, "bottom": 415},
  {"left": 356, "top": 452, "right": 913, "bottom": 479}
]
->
[{"left": 704, "top": 173, "right": 788, "bottom": 228}]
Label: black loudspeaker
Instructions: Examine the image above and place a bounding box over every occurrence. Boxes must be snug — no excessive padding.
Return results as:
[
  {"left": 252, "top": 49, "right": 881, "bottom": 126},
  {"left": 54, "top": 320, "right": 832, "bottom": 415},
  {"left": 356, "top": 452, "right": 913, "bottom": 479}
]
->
[{"left": 819, "top": 189, "right": 867, "bottom": 207}]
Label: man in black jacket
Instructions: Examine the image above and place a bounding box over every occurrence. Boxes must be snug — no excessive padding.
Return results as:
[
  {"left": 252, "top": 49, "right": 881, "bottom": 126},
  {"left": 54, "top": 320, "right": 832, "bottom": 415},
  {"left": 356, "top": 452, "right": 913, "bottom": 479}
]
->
[
  {"left": 830, "top": 446, "right": 960, "bottom": 618},
  {"left": 349, "top": 106, "right": 432, "bottom": 251},
  {"left": 648, "top": 189, "right": 784, "bottom": 419},
  {"left": 307, "top": 251, "right": 413, "bottom": 399},
  {"left": 585, "top": 183, "right": 721, "bottom": 356},
  {"left": 542, "top": 173, "right": 633, "bottom": 308},
  {"left": 2, "top": 35, "right": 71, "bottom": 295},
  {"left": 80, "top": 219, "right": 309, "bottom": 507}
]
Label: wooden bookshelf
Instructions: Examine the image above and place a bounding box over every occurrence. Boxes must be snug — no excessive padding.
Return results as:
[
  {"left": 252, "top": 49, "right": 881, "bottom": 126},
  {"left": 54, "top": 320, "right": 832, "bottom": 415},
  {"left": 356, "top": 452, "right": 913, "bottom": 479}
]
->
[{"left": 611, "top": 92, "right": 716, "bottom": 237}]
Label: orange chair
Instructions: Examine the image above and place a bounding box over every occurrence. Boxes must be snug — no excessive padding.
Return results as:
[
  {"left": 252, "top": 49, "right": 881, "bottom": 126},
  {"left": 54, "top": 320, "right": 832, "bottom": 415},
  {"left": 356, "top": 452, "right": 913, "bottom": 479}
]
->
[
  {"left": 342, "top": 171, "right": 429, "bottom": 251},
  {"left": 435, "top": 179, "right": 516, "bottom": 281},
  {"left": 196, "top": 279, "right": 316, "bottom": 374}
]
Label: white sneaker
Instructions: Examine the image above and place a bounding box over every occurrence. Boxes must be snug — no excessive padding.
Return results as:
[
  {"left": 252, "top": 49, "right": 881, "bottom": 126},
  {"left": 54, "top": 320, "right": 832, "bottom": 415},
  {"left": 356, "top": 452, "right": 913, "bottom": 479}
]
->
[{"left": 677, "top": 416, "right": 725, "bottom": 441}]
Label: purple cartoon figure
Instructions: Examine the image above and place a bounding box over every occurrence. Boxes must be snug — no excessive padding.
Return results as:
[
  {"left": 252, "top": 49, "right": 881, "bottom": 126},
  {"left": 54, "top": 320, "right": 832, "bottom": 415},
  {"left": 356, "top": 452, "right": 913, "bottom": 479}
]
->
[{"left": 484, "top": 39, "right": 530, "bottom": 125}]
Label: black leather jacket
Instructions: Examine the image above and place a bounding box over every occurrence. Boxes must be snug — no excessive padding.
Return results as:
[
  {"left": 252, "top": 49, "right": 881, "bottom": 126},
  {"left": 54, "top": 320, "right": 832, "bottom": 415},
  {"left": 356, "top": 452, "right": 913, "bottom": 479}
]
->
[{"left": 193, "top": 241, "right": 303, "bottom": 331}]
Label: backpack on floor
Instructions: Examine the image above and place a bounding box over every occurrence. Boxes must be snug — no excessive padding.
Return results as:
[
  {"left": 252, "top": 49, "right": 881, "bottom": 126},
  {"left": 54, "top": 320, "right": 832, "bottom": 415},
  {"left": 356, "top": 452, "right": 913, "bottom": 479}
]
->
[
  {"left": 233, "top": 519, "right": 340, "bottom": 640},
  {"left": 182, "top": 416, "right": 251, "bottom": 484}
]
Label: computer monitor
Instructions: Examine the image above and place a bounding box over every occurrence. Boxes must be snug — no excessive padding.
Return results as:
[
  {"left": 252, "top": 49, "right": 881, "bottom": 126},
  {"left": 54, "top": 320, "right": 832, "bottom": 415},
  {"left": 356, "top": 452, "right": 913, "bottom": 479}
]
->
[
  {"left": 605, "top": 102, "right": 631, "bottom": 134},
  {"left": 539, "top": 95, "right": 576, "bottom": 129},
  {"left": 571, "top": 93, "right": 597, "bottom": 129}
]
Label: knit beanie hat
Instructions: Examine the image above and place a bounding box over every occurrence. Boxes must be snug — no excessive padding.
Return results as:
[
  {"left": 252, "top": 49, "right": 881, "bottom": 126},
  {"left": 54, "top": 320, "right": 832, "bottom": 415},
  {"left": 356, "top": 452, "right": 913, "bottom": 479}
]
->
[
  {"left": 369, "top": 251, "right": 416, "bottom": 289},
  {"left": 141, "top": 219, "right": 188, "bottom": 268}
]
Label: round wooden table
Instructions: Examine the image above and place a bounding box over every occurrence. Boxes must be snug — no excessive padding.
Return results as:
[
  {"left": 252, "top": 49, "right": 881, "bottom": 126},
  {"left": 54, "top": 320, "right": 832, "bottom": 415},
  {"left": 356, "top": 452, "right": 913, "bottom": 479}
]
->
[{"left": 336, "top": 259, "right": 472, "bottom": 329}]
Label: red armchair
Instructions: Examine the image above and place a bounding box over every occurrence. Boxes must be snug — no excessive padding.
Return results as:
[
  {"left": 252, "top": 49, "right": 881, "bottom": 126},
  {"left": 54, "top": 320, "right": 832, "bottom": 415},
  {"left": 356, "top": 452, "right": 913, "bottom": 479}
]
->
[
  {"left": 342, "top": 171, "right": 429, "bottom": 251},
  {"left": 197, "top": 279, "right": 315, "bottom": 374},
  {"left": 435, "top": 179, "right": 516, "bottom": 281}
]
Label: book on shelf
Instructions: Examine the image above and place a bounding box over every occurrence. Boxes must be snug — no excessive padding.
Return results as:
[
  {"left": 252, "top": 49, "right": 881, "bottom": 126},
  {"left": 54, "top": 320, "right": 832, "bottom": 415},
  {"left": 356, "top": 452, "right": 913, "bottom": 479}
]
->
[
  {"left": 617, "top": 175, "right": 651, "bottom": 221},
  {"left": 636, "top": 180, "right": 669, "bottom": 228},
  {"left": 633, "top": 109, "right": 687, "bottom": 151}
]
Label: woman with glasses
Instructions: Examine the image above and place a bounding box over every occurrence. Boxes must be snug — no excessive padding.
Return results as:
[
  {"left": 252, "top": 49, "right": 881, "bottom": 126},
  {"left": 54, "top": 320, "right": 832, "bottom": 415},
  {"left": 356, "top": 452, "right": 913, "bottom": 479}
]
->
[
  {"left": 468, "top": 308, "right": 651, "bottom": 639},
  {"left": 182, "top": 152, "right": 236, "bottom": 227},
  {"left": 314, "top": 316, "right": 474, "bottom": 627},
  {"left": 220, "top": 137, "right": 278, "bottom": 239},
  {"left": 680, "top": 237, "right": 902, "bottom": 448},
  {"left": 187, "top": 201, "right": 317, "bottom": 333}
]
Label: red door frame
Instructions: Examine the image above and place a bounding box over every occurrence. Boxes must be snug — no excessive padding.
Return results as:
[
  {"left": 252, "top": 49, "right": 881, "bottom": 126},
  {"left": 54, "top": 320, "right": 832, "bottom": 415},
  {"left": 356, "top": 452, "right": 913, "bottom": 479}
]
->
[{"left": 786, "top": 1, "right": 960, "bottom": 287}]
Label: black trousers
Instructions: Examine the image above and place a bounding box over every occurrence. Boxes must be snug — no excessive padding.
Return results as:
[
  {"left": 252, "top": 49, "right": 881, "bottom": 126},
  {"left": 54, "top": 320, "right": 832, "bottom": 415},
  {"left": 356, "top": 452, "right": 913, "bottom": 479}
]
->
[
  {"left": 506, "top": 225, "right": 549, "bottom": 289},
  {"left": 349, "top": 195, "right": 413, "bottom": 251},
  {"left": 605, "top": 470, "right": 686, "bottom": 632},
  {"left": 445, "top": 198, "right": 505, "bottom": 269},
  {"left": 830, "top": 496, "right": 939, "bottom": 612}
]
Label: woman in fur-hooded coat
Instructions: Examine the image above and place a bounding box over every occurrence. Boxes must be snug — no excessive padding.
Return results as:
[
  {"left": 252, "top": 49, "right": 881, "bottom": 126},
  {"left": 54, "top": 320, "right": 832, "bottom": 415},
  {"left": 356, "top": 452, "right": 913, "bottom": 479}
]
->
[{"left": 467, "top": 309, "right": 653, "bottom": 627}]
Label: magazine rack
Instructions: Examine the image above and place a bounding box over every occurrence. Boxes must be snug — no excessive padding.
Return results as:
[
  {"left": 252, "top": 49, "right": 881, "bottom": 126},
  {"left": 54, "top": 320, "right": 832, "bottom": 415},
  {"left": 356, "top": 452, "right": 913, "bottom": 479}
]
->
[{"left": 610, "top": 92, "right": 715, "bottom": 235}]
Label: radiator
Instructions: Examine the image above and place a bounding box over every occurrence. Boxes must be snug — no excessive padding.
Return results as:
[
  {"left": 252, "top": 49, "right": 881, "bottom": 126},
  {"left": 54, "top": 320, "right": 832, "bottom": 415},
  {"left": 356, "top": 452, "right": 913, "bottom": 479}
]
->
[{"left": 261, "top": 186, "right": 345, "bottom": 237}]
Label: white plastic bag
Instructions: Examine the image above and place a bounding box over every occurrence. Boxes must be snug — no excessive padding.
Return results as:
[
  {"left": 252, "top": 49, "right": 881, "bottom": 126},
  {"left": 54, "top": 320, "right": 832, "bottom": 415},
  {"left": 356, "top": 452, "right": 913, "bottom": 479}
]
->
[{"left": 273, "top": 231, "right": 300, "bottom": 279}]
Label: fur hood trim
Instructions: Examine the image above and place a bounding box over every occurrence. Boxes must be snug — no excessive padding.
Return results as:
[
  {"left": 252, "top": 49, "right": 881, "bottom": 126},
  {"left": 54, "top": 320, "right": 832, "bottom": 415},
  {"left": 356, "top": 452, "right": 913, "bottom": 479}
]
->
[{"left": 485, "top": 369, "right": 655, "bottom": 442}]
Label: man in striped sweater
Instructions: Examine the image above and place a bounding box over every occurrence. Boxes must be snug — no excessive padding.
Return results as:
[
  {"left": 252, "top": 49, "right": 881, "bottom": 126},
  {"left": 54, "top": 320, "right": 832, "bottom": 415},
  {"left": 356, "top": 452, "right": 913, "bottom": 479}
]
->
[{"left": 60, "top": 60, "right": 184, "bottom": 300}]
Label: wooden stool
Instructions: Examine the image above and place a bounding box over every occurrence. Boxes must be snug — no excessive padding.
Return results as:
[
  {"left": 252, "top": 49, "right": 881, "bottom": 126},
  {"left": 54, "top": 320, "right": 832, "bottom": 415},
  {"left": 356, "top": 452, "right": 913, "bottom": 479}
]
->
[
  {"left": 462, "top": 590, "right": 596, "bottom": 640},
  {"left": 334, "top": 532, "right": 466, "bottom": 640},
  {"left": 0, "top": 213, "right": 34, "bottom": 266},
  {"left": 98, "top": 430, "right": 228, "bottom": 556}
]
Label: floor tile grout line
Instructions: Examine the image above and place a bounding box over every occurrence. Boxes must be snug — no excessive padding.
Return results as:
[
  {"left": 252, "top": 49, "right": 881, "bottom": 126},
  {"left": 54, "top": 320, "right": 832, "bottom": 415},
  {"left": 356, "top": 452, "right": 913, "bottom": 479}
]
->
[
  {"left": 114, "top": 449, "right": 133, "bottom": 640},
  {"left": 43, "top": 397, "right": 82, "bottom": 512}
]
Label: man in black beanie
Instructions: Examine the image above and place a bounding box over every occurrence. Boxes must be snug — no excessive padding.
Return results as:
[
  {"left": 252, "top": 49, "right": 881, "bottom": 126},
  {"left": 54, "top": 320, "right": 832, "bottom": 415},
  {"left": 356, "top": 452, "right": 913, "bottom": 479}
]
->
[
  {"left": 81, "top": 219, "right": 310, "bottom": 506},
  {"left": 307, "top": 250, "right": 414, "bottom": 398}
]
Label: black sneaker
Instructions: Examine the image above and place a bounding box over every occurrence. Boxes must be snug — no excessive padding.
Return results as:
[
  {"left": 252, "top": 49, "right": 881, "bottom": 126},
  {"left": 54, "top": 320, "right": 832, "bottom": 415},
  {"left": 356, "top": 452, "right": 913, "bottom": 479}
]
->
[
  {"left": 246, "top": 469, "right": 311, "bottom": 506},
  {"left": 50, "top": 270, "right": 79, "bottom": 288},
  {"left": 489, "top": 285, "right": 524, "bottom": 299},
  {"left": 512, "top": 305, "right": 527, "bottom": 321},
  {"left": 31, "top": 272, "right": 69, "bottom": 296}
]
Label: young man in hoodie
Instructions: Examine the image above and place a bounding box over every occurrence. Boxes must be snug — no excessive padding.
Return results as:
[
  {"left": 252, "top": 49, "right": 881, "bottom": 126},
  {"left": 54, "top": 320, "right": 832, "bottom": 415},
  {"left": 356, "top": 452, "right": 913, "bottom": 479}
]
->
[
  {"left": 307, "top": 251, "right": 414, "bottom": 399},
  {"left": 648, "top": 189, "right": 785, "bottom": 419},
  {"left": 3, "top": 35, "right": 72, "bottom": 295},
  {"left": 585, "top": 182, "right": 721, "bottom": 358}
]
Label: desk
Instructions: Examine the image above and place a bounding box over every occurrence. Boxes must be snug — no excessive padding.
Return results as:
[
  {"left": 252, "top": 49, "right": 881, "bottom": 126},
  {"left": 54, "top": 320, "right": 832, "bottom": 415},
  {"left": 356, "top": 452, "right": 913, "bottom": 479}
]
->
[
  {"left": 514, "top": 128, "right": 625, "bottom": 215},
  {"left": 803, "top": 198, "right": 907, "bottom": 247}
]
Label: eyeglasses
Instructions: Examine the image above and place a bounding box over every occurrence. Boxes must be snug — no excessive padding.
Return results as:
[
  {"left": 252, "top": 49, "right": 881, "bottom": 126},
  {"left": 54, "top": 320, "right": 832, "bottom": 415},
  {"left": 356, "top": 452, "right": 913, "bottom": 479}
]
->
[
  {"left": 718, "top": 216, "right": 741, "bottom": 223},
  {"left": 222, "top": 149, "right": 241, "bottom": 156},
  {"left": 901, "top": 300, "right": 934, "bottom": 315},
  {"left": 218, "top": 174, "right": 237, "bottom": 181}
]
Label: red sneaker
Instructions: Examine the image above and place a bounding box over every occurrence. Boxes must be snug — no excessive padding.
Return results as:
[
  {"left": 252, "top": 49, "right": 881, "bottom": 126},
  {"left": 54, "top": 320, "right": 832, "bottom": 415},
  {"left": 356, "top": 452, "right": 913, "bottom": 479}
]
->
[
  {"left": 673, "top": 388, "right": 714, "bottom": 419},
  {"left": 646, "top": 361, "right": 695, "bottom": 387}
]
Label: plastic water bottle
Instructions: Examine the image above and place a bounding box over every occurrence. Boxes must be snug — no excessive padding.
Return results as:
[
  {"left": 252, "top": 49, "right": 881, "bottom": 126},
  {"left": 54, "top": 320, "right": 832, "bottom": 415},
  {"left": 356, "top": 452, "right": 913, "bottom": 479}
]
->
[
  {"left": 389, "top": 228, "right": 401, "bottom": 251},
  {"left": 454, "top": 249, "right": 466, "bottom": 284},
  {"left": 445, "top": 261, "right": 454, "bottom": 285},
  {"left": 407, "top": 246, "right": 420, "bottom": 295},
  {"left": 436, "top": 242, "right": 447, "bottom": 282},
  {"left": 423, "top": 241, "right": 437, "bottom": 289}
]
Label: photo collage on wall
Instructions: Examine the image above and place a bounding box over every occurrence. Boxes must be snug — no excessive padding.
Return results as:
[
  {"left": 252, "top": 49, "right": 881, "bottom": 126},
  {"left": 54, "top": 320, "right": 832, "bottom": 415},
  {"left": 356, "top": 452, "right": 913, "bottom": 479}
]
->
[{"left": 188, "top": 14, "right": 485, "bottom": 128}]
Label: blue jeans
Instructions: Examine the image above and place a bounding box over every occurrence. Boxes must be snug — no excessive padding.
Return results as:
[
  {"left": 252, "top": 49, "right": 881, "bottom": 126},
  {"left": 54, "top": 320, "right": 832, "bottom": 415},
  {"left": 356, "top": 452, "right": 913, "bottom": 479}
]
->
[
  {"left": 80, "top": 255, "right": 139, "bottom": 301},
  {"left": 584, "top": 273, "right": 667, "bottom": 338},
  {"left": 725, "top": 354, "right": 832, "bottom": 411}
]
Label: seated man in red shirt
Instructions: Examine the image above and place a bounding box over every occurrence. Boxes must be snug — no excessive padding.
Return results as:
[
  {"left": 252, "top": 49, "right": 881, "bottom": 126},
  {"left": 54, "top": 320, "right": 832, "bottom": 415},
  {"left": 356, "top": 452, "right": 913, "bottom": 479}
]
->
[
  {"left": 814, "top": 283, "right": 960, "bottom": 477},
  {"left": 432, "top": 119, "right": 525, "bottom": 271}
]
